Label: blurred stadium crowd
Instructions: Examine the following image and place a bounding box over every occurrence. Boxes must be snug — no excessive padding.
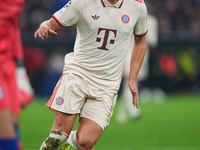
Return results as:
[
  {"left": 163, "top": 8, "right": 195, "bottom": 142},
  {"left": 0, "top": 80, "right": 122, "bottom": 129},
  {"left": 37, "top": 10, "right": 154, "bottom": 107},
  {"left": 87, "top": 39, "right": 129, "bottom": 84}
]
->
[
  {"left": 149, "top": 0, "right": 200, "bottom": 40},
  {"left": 20, "top": 0, "right": 200, "bottom": 96}
]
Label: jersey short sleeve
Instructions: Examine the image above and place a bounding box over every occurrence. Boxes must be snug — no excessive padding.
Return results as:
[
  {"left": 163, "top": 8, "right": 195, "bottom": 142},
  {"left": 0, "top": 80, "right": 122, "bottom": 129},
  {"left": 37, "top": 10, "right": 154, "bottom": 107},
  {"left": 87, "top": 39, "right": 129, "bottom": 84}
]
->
[
  {"left": 52, "top": 0, "right": 80, "bottom": 27},
  {"left": 134, "top": 3, "right": 148, "bottom": 36}
]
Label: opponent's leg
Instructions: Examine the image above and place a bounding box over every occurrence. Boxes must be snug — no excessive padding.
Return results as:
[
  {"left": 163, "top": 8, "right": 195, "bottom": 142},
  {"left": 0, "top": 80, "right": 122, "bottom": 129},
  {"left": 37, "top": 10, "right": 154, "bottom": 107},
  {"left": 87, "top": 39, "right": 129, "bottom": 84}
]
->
[
  {"left": 0, "top": 110, "right": 16, "bottom": 138},
  {"left": 0, "top": 109, "right": 19, "bottom": 150},
  {"left": 40, "top": 111, "right": 77, "bottom": 150}
]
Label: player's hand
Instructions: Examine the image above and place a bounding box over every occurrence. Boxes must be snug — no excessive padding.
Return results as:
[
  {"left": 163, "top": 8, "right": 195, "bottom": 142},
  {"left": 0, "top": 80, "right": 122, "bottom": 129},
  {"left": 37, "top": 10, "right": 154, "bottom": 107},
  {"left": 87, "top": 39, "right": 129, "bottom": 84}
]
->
[
  {"left": 16, "top": 67, "right": 34, "bottom": 108},
  {"left": 128, "top": 80, "right": 139, "bottom": 108},
  {"left": 34, "top": 21, "right": 57, "bottom": 40}
]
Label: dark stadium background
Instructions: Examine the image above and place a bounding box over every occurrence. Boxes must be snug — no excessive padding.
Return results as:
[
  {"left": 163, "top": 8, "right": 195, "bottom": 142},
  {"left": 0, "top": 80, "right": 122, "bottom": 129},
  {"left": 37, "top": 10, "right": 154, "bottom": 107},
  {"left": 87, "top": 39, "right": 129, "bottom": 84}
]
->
[{"left": 20, "top": 0, "right": 200, "bottom": 149}]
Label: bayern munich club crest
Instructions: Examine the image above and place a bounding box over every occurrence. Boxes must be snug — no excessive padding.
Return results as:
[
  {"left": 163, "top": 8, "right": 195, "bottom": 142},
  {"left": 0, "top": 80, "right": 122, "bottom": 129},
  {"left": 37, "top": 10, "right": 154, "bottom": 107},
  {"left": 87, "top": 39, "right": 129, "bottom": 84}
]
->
[
  {"left": 56, "top": 97, "right": 64, "bottom": 105},
  {"left": 121, "top": 15, "right": 130, "bottom": 23}
]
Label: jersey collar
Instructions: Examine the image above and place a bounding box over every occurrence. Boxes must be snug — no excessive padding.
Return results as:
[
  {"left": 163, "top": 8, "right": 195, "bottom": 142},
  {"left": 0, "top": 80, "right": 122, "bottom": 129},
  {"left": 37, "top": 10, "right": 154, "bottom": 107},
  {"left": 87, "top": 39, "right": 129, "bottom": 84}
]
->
[{"left": 101, "top": 0, "right": 124, "bottom": 9}]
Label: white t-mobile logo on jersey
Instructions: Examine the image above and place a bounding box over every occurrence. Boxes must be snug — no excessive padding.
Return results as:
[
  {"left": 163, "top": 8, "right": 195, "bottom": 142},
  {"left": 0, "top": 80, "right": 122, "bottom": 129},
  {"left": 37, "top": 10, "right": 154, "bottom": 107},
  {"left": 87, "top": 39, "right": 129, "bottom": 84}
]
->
[{"left": 96, "top": 28, "right": 117, "bottom": 51}]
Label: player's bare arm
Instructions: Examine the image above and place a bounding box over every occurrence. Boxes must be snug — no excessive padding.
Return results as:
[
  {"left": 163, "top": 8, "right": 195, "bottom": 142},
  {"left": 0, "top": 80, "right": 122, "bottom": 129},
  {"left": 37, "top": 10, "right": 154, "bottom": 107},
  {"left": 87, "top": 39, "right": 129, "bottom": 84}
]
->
[
  {"left": 129, "top": 35, "right": 147, "bottom": 108},
  {"left": 34, "top": 18, "right": 61, "bottom": 40}
]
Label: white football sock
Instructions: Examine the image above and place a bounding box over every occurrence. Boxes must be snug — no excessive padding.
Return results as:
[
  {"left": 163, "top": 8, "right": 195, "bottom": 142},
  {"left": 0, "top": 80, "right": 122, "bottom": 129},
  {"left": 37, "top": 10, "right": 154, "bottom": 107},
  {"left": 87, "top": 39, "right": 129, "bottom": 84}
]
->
[{"left": 65, "top": 130, "right": 79, "bottom": 150}]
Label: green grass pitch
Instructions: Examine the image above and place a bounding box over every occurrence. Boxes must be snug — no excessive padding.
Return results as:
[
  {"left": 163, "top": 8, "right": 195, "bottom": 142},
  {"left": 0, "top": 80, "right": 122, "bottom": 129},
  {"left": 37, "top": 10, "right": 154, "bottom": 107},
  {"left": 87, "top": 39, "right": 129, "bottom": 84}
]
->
[{"left": 20, "top": 95, "right": 200, "bottom": 150}]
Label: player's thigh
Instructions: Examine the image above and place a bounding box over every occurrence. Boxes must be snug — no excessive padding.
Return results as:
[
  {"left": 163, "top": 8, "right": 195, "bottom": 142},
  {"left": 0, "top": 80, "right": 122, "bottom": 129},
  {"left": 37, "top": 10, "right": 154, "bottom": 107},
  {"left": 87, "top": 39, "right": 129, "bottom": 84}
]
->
[
  {"left": 80, "top": 91, "right": 117, "bottom": 130},
  {"left": 77, "top": 117, "right": 103, "bottom": 148},
  {"left": 77, "top": 90, "right": 117, "bottom": 148},
  {"left": 52, "top": 110, "right": 77, "bottom": 135}
]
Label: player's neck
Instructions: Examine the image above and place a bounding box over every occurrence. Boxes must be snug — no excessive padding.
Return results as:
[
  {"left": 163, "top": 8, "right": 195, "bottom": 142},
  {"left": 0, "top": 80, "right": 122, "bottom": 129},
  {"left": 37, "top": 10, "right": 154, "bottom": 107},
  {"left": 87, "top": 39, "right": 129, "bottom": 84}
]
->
[{"left": 107, "top": 0, "right": 119, "bottom": 5}]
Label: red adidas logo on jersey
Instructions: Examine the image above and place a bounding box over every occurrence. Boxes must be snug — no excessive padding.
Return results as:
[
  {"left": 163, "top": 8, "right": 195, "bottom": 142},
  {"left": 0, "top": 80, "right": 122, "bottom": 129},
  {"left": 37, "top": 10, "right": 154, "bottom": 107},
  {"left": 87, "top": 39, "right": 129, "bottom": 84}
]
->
[{"left": 135, "top": 0, "right": 143, "bottom": 3}]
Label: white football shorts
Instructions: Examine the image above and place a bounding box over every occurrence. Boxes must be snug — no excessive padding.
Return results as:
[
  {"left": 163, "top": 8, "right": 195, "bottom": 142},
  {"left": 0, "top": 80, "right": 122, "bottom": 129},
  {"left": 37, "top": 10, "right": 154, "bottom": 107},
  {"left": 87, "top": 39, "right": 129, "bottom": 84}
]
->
[{"left": 46, "top": 73, "right": 117, "bottom": 130}]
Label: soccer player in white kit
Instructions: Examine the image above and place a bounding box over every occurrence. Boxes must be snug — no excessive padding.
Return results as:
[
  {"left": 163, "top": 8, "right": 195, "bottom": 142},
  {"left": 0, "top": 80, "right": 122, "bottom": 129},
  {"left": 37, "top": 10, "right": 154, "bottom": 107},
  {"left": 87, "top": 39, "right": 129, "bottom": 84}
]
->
[{"left": 34, "top": 0, "right": 148, "bottom": 149}]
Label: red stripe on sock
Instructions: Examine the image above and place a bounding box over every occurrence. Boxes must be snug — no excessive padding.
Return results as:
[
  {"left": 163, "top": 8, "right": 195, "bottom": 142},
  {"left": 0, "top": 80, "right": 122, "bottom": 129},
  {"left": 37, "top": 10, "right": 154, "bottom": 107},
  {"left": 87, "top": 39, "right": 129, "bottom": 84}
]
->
[{"left": 61, "top": 131, "right": 69, "bottom": 139}]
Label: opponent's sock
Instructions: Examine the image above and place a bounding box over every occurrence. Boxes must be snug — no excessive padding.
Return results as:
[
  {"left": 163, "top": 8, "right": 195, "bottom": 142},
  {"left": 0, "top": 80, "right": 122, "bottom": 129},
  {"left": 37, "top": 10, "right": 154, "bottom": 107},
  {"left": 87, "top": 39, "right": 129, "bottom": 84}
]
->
[
  {"left": 14, "top": 124, "right": 22, "bottom": 150},
  {"left": 0, "top": 138, "right": 19, "bottom": 150},
  {"left": 40, "top": 130, "right": 68, "bottom": 150},
  {"left": 14, "top": 124, "right": 20, "bottom": 139}
]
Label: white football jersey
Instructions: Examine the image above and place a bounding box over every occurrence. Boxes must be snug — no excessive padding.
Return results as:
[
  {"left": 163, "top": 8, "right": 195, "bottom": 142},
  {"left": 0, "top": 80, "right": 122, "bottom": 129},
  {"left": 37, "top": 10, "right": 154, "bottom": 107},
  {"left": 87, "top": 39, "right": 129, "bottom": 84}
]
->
[{"left": 53, "top": 0, "right": 148, "bottom": 92}]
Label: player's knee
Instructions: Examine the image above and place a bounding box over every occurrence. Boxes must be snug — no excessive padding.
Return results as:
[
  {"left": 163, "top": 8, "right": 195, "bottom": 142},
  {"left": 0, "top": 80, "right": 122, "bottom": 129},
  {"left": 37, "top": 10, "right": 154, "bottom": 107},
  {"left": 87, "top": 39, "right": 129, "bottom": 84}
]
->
[{"left": 77, "top": 136, "right": 95, "bottom": 150}]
